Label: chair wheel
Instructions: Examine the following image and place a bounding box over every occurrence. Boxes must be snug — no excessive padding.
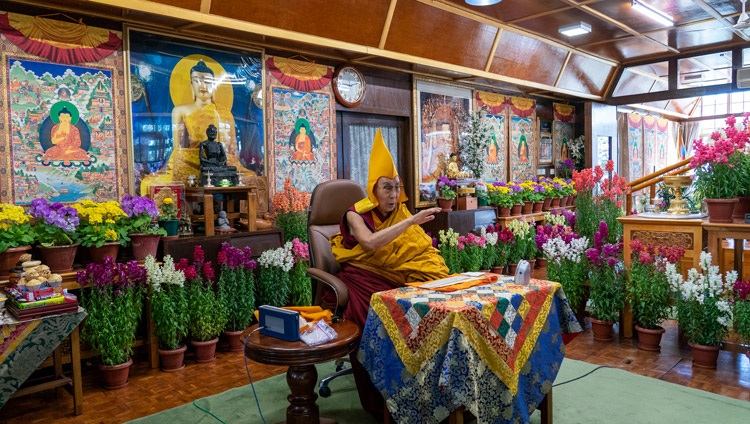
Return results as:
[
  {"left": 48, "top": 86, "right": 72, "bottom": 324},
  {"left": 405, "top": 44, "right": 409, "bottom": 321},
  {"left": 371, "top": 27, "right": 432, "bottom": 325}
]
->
[
  {"left": 319, "top": 386, "right": 332, "bottom": 397},
  {"left": 335, "top": 363, "right": 346, "bottom": 372}
]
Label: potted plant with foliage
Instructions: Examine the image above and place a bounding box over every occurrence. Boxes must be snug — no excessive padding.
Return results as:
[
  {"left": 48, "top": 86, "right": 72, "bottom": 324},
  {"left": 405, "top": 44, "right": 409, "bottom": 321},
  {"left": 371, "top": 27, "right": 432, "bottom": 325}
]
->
[
  {"left": 573, "top": 160, "right": 628, "bottom": 246},
  {"left": 732, "top": 279, "right": 750, "bottom": 357},
  {"left": 273, "top": 178, "right": 310, "bottom": 242},
  {"left": 506, "top": 219, "right": 532, "bottom": 273},
  {"left": 542, "top": 228, "right": 589, "bottom": 322},
  {"left": 257, "top": 244, "right": 294, "bottom": 306},
  {"left": 457, "top": 232, "right": 486, "bottom": 272},
  {"left": 72, "top": 200, "right": 127, "bottom": 263},
  {"left": 436, "top": 228, "right": 462, "bottom": 273},
  {"left": 77, "top": 257, "right": 146, "bottom": 389},
  {"left": 479, "top": 225, "right": 498, "bottom": 272},
  {"left": 0, "top": 203, "right": 34, "bottom": 279},
  {"left": 217, "top": 243, "right": 256, "bottom": 351},
  {"left": 585, "top": 221, "right": 625, "bottom": 342},
  {"left": 666, "top": 252, "right": 735, "bottom": 369},
  {"left": 157, "top": 197, "right": 179, "bottom": 237},
  {"left": 487, "top": 183, "right": 515, "bottom": 216},
  {"left": 458, "top": 108, "right": 493, "bottom": 179},
  {"left": 288, "top": 238, "right": 312, "bottom": 306},
  {"left": 29, "top": 198, "right": 80, "bottom": 273},
  {"left": 485, "top": 223, "right": 514, "bottom": 274},
  {"left": 627, "top": 240, "right": 685, "bottom": 351},
  {"left": 145, "top": 254, "right": 189, "bottom": 370},
  {"left": 436, "top": 176, "right": 457, "bottom": 212},
  {"left": 120, "top": 194, "right": 166, "bottom": 261}
]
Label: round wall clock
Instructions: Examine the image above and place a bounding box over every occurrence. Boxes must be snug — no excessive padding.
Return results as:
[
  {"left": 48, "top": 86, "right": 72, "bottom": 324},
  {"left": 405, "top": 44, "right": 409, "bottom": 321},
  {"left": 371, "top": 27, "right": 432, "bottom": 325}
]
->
[{"left": 332, "top": 65, "right": 366, "bottom": 107}]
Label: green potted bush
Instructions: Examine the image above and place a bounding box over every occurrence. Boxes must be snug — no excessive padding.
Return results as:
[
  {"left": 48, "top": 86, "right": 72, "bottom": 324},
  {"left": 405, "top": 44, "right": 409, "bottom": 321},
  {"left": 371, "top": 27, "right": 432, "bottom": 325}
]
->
[
  {"left": 217, "top": 243, "right": 256, "bottom": 351},
  {"left": 185, "top": 245, "right": 227, "bottom": 362},
  {"left": 145, "top": 255, "right": 189, "bottom": 370}
]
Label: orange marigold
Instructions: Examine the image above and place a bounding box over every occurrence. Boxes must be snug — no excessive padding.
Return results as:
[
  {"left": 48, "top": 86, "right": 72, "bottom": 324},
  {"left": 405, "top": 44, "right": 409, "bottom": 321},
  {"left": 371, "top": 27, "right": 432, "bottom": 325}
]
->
[{"left": 273, "top": 178, "right": 311, "bottom": 213}]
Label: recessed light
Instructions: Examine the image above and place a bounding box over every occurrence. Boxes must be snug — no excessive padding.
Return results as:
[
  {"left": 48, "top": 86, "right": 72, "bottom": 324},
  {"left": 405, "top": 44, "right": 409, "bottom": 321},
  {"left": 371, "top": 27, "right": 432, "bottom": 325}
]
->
[{"left": 559, "top": 22, "right": 592, "bottom": 37}]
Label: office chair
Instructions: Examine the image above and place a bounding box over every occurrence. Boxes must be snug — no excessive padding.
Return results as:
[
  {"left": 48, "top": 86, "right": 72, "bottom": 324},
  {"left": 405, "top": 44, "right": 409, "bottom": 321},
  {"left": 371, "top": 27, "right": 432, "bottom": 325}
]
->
[{"left": 306, "top": 179, "right": 367, "bottom": 397}]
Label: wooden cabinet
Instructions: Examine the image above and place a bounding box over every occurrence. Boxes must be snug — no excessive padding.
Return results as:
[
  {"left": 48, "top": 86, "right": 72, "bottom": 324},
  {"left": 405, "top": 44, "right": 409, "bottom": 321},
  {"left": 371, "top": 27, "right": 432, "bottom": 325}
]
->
[{"left": 420, "top": 207, "right": 497, "bottom": 237}]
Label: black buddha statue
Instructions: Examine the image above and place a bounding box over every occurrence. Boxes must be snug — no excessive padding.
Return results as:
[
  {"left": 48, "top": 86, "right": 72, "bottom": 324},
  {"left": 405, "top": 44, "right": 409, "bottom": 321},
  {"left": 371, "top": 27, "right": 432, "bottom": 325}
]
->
[{"left": 199, "top": 124, "right": 238, "bottom": 186}]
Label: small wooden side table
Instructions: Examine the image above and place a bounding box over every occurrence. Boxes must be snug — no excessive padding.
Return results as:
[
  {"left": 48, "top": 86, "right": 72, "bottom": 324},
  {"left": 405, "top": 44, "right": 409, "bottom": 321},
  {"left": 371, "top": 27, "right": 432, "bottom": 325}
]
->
[
  {"left": 185, "top": 186, "right": 258, "bottom": 235},
  {"left": 244, "top": 320, "right": 361, "bottom": 424}
]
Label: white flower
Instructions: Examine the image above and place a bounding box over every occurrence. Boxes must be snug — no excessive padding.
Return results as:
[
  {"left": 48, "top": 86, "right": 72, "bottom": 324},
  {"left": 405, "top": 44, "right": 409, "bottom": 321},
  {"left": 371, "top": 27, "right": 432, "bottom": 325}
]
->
[
  {"left": 258, "top": 245, "right": 294, "bottom": 272},
  {"left": 145, "top": 254, "right": 185, "bottom": 292}
]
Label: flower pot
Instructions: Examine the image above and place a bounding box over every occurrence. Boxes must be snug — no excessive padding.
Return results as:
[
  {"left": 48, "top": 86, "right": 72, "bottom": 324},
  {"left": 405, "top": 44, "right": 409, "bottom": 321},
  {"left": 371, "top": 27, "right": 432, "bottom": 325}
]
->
[
  {"left": 158, "top": 219, "right": 180, "bottom": 237},
  {"left": 191, "top": 337, "right": 219, "bottom": 363},
  {"left": 0, "top": 245, "right": 31, "bottom": 279},
  {"left": 129, "top": 233, "right": 161, "bottom": 262},
  {"left": 526, "top": 259, "right": 536, "bottom": 270},
  {"left": 510, "top": 204, "right": 522, "bottom": 216},
  {"left": 536, "top": 257, "right": 547, "bottom": 268},
  {"left": 37, "top": 243, "right": 80, "bottom": 273},
  {"left": 560, "top": 195, "right": 570, "bottom": 207},
  {"left": 550, "top": 197, "right": 561, "bottom": 208},
  {"left": 224, "top": 329, "right": 245, "bottom": 352},
  {"left": 542, "top": 197, "right": 552, "bottom": 211},
  {"left": 705, "top": 198, "right": 738, "bottom": 224},
  {"left": 688, "top": 342, "right": 720, "bottom": 369},
  {"left": 507, "top": 263, "right": 518, "bottom": 275},
  {"left": 86, "top": 242, "right": 120, "bottom": 264},
  {"left": 635, "top": 325, "right": 665, "bottom": 352},
  {"left": 158, "top": 345, "right": 187, "bottom": 372},
  {"left": 732, "top": 196, "right": 750, "bottom": 223},
  {"left": 590, "top": 318, "right": 614, "bottom": 342},
  {"left": 532, "top": 201, "right": 544, "bottom": 213},
  {"left": 498, "top": 206, "right": 511, "bottom": 217},
  {"left": 478, "top": 198, "right": 489, "bottom": 207},
  {"left": 521, "top": 202, "right": 533, "bottom": 215},
  {"left": 490, "top": 266, "right": 506, "bottom": 275},
  {"left": 99, "top": 358, "right": 132, "bottom": 390},
  {"left": 437, "top": 198, "right": 454, "bottom": 213}
]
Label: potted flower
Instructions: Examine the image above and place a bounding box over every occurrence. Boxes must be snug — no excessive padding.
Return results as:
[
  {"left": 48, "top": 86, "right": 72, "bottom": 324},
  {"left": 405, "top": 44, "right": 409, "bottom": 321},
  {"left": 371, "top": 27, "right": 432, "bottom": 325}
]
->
[
  {"left": 690, "top": 115, "right": 750, "bottom": 223},
  {"left": 0, "top": 203, "right": 34, "bottom": 279},
  {"left": 458, "top": 108, "right": 493, "bottom": 179},
  {"left": 585, "top": 221, "right": 625, "bottom": 341},
  {"left": 217, "top": 243, "right": 256, "bottom": 351},
  {"left": 732, "top": 279, "right": 750, "bottom": 356},
  {"left": 479, "top": 226, "right": 498, "bottom": 271},
  {"left": 475, "top": 182, "right": 489, "bottom": 207},
  {"left": 666, "top": 251, "right": 735, "bottom": 369},
  {"left": 72, "top": 200, "right": 127, "bottom": 263},
  {"left": 273, "top": 178, "right": 312, "bottom": 243},
  {"left": 288, "top": 238, "right": 312, "bottom": 306},
  {"left": 542, "top": 229, "right": 589, "bottom": 322},
  {"left": 506, "top": 219, "right": 532, "bottom": 273},
  {"left": 436, "top": 176, "right": 457, "bottom": 212},
  {"left": 457, "top": 232, "right": 486, "bottom": 272},
  {"left": 627, "top": 240, "right": 685, "bottom": 351},
  {"left": 257, "top": 244, "right": 294, "bottom": 306},
  {"left": 573, "top": 160, "right": 628, "bottom": 246},
  {"left": 120, "top": 194, "right": 166, "bottom": 261},
  {"left": 157, "top": 197, "right": 179, "bottom": 237},
  {"left": 77, "top": 257, "right": 146, "bottom": 389},
  {"left": 507, "top": 181, "right": 525, "bottom": 215},
  {"left": 28, "top": 198, "right": 80, "bottom": 273},
  {"left": 145, "top": 254, "right": 189, "bottom": 370},
  {"left": 487, "top": 183, "right": 514, "bottom": 216},
  {"left": 486, "top": 224, "right": 514, "bottom": 273}
]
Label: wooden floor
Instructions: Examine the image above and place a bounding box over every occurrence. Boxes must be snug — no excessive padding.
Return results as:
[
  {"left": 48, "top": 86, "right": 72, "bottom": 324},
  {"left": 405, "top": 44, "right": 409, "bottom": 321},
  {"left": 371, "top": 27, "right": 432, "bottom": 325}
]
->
[{"left": 3, "top": 269, "right": 750, "bottom": 423}]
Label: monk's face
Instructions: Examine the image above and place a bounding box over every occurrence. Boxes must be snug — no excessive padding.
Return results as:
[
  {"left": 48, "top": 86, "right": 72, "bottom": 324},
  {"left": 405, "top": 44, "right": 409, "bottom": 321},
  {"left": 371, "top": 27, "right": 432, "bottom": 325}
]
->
[{"left": 375, "top": 177, "right": 402, "bottom": 214}]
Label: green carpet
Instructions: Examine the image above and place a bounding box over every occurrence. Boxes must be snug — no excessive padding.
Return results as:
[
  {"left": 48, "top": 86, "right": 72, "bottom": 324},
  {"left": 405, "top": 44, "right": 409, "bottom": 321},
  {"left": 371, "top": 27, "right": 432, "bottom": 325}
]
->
[{"left": 128, "top": 359, "right": 750, "bottom": 424}]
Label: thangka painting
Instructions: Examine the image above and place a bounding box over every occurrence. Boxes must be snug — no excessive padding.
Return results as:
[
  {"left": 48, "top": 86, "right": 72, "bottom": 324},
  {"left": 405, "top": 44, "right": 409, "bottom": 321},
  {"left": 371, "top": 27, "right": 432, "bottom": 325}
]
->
[
  {"left": 656, "top": 117, "right": 669, "bottom": 170},
  {"left": 0, "top": 10, "right": 129, "bottom": 204},
  {"left": 643, "top": 115, "right": 657, "bottom": 176},
  {"left": 414, "top": 79, "right": 472, "bottom": 207},
  {"left": 627, "top": 113, "right": 644, "bottom": 182},
  {"left": 128, "top": 29, "right": 264, "bottom": 195},
  {"left": 265, "top": 56, "right": 336, "bottom": 198},
  {"left": 475, "top": 90, "right": 507, "bottom": 183},
  {"left": 509, "top": 116, "right": 535, "bottom": 181},
  {"left": 553, "top": 121, "right": 574, "bottom": 172}
]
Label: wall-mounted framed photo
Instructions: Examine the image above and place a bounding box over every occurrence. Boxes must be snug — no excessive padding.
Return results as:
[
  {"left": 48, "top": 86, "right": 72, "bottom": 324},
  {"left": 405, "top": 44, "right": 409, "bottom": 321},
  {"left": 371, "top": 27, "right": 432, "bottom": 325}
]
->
[
  {"left": 538, "top": 120, "right": 553, "bottom": 165},
  {"left": 413, "top": 78, "right": 472, "bottom": 207}
]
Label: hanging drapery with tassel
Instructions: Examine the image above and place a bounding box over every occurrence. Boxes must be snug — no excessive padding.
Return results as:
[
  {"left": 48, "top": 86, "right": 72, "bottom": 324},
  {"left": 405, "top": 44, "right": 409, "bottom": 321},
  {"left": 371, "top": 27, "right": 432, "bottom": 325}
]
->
[
  {"left": 507, "top": 96, "right": 535, "bottom": 118},
  {"left": 265, "top": 56, "right": 333, "bottom": 91},
  {"left": 0, "top": 12, "right": 121, "bottom": 64},
  {"left": 475, "top": 91, "right": 507, "bottom": 115},
  {"left": 553, "top": 103, "right": 575, "bottom": 122}
]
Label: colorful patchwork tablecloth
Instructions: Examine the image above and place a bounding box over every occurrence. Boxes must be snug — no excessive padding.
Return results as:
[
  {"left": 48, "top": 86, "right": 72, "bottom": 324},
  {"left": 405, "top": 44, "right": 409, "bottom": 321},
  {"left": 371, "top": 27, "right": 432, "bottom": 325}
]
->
[
  {"left": 359, "top": 277, "right": 582, "bottom": 424},
  {"left": 0, "top": 308, "right": 87, "bottom": 408}
]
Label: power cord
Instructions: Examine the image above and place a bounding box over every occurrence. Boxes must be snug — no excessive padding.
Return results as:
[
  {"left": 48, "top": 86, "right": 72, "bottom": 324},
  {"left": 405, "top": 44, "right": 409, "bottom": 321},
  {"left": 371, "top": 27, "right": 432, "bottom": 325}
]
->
[
  {"left": 552, "top": 365, "right": 611, "bottom": 387},
  {"left": 243, "top": 326, "right": 268, "bottom": 424}
]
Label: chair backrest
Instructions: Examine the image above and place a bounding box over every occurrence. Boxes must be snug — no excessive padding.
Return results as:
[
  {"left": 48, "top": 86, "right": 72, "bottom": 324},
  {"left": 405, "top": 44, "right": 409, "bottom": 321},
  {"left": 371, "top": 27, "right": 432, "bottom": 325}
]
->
[{"left": 307, "top": 179, "right": 367, "bottom": 278}]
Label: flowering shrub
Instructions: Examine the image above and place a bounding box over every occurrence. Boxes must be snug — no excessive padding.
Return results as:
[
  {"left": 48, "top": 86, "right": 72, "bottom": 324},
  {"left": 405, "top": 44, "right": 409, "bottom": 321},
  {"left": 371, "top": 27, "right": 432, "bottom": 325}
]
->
[
  {"left": 573, "top": 160, "right": 629, "bottom": 246},
  {"left": 485, "top": 223, "right": 515, "bottom": 269},
  {"left": 217, "top": 243, "right": 257, "bottom": 331},
  {"left": 690, "top": 115, "right": 750, "bottom": 200},
  {"left": 0, "top": 204, "right": 33, "bottom": 251},
  {"left": 458, "top": 232, "right": 486, "bottom": 272},
  {"left": 179, "top": 245, "right": 227, "bottom": 341},
  {"left": 29, "top": 198, "right": 79, "bottom": 246},
  {"left": 145, "top": 255, "right": 188, "bottom": 350},
  {"left": 437, "top": 176, "right": 457, "bottom": 200},
  {"left": 289, "top": 238, "right": 312, "bottom": 306},
  {"left": 479, "top": 226, "right": 498, "bottom": 270},
  {"left": 627, "top": 240, "right": 685, "bottom": 330},
  {"left": 666, "top": 252, "right": 735, "bottom": 346},
  {"left": 520, "top": 181, "right": 545, "bottom": 203},
  {"left": 487, "top": 183, "right": 514, "bottom": 208},
  {"left": 437, "top": 228, "right": 461, "bottom": 273},
  {"left": 557, "top": 159, "right": 575, "bottom": 179},
  {"left": 506, "top": 219, "right": 533, "bottom": 264},
  {"left": 273, "top": 178, "right": 310, "bottom": 242},
  {"left": 78, "top": 257, "right": 146, "bottom": 365},
  {"left": 72, "top": 200, "right": 127, "bottom": 248},
  {"left": 158, "top": 197, "right": 178, "bottom": 221},
  {"left": 585, "top": 222, "right": 624, "bottom": 323},
  {"left": 257, "top": 243, "right": 294, "bottom": 306},
  {"left": 733, "top": 280, "right": 750, "bottom": 346},
  {"left": 120, "top": 195, "right": 165, "bottom": 236},
  {"left": 542, "top": 232, "right": 589, "bottom": 310}
]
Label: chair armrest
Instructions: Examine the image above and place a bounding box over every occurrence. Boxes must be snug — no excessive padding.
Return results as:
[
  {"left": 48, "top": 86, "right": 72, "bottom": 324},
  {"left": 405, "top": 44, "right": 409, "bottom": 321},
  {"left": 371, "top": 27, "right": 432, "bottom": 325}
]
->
[{"left": 307, "top": 267, "right": 349, "bottom": 309}]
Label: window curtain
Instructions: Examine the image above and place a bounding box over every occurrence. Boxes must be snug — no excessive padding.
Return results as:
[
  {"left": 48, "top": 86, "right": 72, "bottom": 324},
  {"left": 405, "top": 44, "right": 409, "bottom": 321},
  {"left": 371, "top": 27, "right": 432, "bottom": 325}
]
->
[
  {"left": 348, "top": 125, "right": 399, "bottom": 189},
  {"left": 681, "top": 121, "right": 700, "bottom": 160}
]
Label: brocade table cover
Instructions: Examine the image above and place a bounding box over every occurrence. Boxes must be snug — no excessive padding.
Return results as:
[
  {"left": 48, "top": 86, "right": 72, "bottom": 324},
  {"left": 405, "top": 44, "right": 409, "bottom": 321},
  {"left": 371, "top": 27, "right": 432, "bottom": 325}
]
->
[
  {"left": 0, "top": 307, "right": 87, "bottom": 408},
  {"left": 359, "top": 277, "right": 582, "bottom": 424}
]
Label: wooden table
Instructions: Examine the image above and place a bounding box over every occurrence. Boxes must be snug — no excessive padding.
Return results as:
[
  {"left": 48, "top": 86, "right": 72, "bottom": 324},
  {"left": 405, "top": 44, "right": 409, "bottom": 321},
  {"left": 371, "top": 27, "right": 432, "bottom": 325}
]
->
[
  {"left": 185, "top": 186, "right": 258, "bottom": 235},
  {"left": 702, "top": 222, "right": 750, "bottom": 278},
  {"left": 244, "top": 320, "right": 361, "bottom": 424}
]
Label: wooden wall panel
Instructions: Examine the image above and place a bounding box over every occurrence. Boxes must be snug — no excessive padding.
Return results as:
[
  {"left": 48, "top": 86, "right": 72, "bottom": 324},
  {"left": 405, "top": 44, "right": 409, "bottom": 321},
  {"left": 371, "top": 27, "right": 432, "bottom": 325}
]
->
[
  {"left": 150, "top": 0, "right": 202, "bottom": 11},
  {"left": 490, "top": 31, "right": 567, "bottom": 87},
  {"left": 558, "top": 54, "right": 614, "bottom": 96}
]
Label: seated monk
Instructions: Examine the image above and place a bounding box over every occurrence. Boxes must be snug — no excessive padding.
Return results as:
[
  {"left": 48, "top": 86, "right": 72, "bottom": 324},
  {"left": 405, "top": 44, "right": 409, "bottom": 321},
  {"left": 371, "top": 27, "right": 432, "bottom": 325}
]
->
[{"left": 326, "top": 129, "right": 449, "bottom": 420}]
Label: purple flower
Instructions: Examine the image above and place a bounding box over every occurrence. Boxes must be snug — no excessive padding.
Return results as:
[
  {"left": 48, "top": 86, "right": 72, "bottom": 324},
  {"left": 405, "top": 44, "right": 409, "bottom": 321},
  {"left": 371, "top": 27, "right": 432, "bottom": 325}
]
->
[{"left": 120, "top": 194, "right": 159, "bottom": 219}]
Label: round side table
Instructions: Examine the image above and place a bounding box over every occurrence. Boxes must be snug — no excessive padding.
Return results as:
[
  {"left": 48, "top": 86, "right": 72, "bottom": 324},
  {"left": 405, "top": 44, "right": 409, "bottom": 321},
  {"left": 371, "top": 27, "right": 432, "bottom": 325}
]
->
[{"left": 244, "top": 320, "right": 361, "bottom": 424}]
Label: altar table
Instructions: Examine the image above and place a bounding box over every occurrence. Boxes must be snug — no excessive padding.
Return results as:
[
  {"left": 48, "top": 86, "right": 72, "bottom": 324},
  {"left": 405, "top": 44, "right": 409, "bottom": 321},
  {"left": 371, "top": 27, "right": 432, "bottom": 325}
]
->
[
  {"left": 359, "top": 277, "right": 582, "bottom": 424},
  {"left": 0, "top": 308, "right": 87, "bottom": 414}
]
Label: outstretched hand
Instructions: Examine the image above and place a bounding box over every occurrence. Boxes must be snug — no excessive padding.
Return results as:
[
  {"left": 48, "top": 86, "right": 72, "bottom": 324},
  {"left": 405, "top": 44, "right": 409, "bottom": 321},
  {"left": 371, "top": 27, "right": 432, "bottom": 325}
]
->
[{"left": 412, "top": 207, "right": 442, "bottom": 225}]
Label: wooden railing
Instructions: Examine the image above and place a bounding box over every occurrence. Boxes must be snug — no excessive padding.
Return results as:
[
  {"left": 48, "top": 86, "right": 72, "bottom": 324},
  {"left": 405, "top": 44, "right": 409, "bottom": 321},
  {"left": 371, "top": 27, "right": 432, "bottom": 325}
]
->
[{"left": 625, "top": 157, "right": 693, "bottom": 213}]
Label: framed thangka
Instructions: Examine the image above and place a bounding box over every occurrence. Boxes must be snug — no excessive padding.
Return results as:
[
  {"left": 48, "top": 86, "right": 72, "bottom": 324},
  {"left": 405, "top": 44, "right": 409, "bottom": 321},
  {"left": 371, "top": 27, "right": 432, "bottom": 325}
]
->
[
  {"left": 643, "top": 115, "right": 657, "bottom": 176},
  {"left": 475, "top": 90, "right": 507, "bottom": 182},
  {"left": 265, "top": 56, "right": 336, "bottom": 198},
  {"left": 553, "top": 121, "right": 574, "bottom": 167},
  {"left": 127, "top": 29, "right": 264, "bottom": 195},
  {"left": 627, "top": 113, "right": 644, "bottom": 182},
  {"left": 414, "top": 79, "right": 472, "bottom": 207}
]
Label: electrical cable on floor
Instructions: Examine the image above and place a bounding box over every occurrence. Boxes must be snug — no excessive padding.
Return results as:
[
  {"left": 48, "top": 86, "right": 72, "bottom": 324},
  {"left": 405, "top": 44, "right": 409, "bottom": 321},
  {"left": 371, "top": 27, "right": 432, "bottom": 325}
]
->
[
  {"left": 192, "top": 399, "right": 228, "bottom": 424},
  {"left": 243, "top": 326, "right": 267, "bottom": 424},
  {"left": 553, "top": 365, "right": 611, "bottom": 387}
]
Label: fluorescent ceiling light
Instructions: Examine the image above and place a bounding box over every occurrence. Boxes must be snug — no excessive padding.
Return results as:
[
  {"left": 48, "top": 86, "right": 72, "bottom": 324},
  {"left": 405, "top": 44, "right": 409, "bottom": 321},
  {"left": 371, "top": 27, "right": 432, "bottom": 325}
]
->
[
  {"left": 465, "top": 0, "right": 502, "bottom": 5},
  {"left": 559, "top": 22, "right": 592, "bottom": 37},
  {"left": 632, "top": 0, "right": 674, "bottom": 27}
]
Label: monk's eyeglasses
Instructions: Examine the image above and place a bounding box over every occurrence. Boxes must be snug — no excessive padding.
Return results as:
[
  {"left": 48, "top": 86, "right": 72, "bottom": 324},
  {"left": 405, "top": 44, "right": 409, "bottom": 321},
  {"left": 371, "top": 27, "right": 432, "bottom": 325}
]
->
[{"left": 380, "top": 184, "right": 405, "bottom": 194}]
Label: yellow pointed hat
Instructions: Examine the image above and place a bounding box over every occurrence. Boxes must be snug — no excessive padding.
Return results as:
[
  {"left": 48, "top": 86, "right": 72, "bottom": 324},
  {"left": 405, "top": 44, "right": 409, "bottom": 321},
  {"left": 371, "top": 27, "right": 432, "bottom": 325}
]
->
[{"left": 354, "top": 129, "right": 408, "bottom": 213}]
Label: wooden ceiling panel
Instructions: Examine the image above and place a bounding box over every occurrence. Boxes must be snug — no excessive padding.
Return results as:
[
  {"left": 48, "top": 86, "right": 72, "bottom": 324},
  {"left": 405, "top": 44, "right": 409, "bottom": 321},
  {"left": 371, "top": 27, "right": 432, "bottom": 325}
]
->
[
  {"left": 587, "top": 0, "right": 712, "bottom": 32},
  {"left": 489, "top": 31, "right": 567, "bottom": 86},
  {"left": 441, "top": 0, "right": 571, "bottom": 23},
  {"left": 557, "top": 53, "right": 614, "bottom": 96},
  {"left": 672, "top": 21, "right": 737, "bottom": 51},
  {"left": 586, "top": 36, "right": 672, "bottom": 63},
  {"left": 513, "top": 8, "right": 631, "bottom": 47},
  {"left": 150, "top": 0, "right": 201, "bottom": 11},
  {"left": 210, "top": 0, "right": 388, "bottom": 47},
  {"left": 386, "top": 0, "right": 498, "bottom": 70}
]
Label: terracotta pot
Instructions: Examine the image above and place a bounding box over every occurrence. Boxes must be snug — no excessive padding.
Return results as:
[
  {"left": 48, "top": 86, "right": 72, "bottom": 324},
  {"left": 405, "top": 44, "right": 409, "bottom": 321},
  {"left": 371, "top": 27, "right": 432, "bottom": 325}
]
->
[
  {"left": 191, "top": 337, "right": 219, "bottom": 363},
  {"left": 99, "top": 358, "right": 132, "bottom": 390},
  {"left": 635, "top": 325, "right": 665, "bottom": 352},
  {"left": 490, "top": 266, "right": 506, "bottom": 275},
  {"left": 86, "top": 242, "right": 121, "bottom": 264},
  {"left": 705, "top": 198, "right": 738, "bottom": 224},
  {"left": 590, "top": 318, "right": 614, "bottom": 342},
  {"left": 129, "top": 233, "right": 161, "bottom": 262},
  {"left": 732, "top": 196, "right": 750, "bottom": 223},
  {"left": 158, "top": 345, "right": 187, "bottom": 372},
  {"left": 437, "top": 198, "right": 454, "bottom": 213},
  {"left": 498, "top": 206, "right": 511, "bottom": 217},
  {"left": 224, "top": 329, "right": 245, "bottom": 352},
  {"left": 688, "top": 342, "right": 720, "bottom": 369},
  {"left": 510, "top": 204, "right": 522, "bottom": 216},
  {"left": 560, "top": 195, "right": 570, "bottom": 207},
  {"left": 532, "top": 201, "right": 544, "bottom": 213},
  {"left": 542, "top": 197, "right": 552, "bottom": 211},
  {"left": 572, "top": 195, "right": 577, "bottom": 205},
  {"left": 521, "top": 202, "right": 533, "bottom": 215},
  {"left": 550, "top": 197, "right": 561, "bottom": 208},
  {"left": 526, "top": 259, "right": 536, "bottom": 270},
  {"left": 536, "top": 257, "right": 547, "bottom": 268},
  {"left": 0, "top": 245, "right": 31, "bottom": 279},
  {"left": 507, "top": 263, "right": 518, "bottom": 275},
  {"left": 37, "top": 243, "right": 80, "bottom": 273}
]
